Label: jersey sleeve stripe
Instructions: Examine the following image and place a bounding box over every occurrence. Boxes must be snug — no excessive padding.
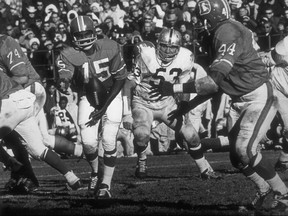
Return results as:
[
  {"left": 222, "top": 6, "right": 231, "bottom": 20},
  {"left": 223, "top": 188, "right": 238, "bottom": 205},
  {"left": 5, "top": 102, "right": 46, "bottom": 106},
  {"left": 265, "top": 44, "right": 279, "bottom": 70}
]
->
[{"left": 10, "top": 61, "right": 25, "bottom": 71}]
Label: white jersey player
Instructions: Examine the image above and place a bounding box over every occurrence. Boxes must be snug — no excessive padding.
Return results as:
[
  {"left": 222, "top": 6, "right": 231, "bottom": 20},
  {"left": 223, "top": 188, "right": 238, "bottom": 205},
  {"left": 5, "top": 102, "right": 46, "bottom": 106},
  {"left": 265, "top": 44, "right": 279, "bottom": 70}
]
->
[{"left": 125, "top": 28, "right": 220, "bottom": 179}]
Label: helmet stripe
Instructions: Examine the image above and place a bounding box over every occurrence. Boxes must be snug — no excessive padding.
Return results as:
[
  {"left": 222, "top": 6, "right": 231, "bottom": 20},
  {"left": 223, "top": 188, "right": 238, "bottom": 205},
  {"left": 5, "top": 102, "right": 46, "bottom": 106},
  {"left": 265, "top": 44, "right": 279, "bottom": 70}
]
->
[
  {"left": 168, "top": 29, "right": 173, "bottom": 45},
  {"left": 221, "top": 0, "right": 230, "bottom": 19}
]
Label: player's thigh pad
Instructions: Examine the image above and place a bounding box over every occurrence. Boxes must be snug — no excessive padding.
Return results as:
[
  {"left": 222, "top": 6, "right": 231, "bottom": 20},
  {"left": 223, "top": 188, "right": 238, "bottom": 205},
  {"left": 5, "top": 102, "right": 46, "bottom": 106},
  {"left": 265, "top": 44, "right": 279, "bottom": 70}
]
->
[
  {"left": 101, "top": 93, "right": 122, "bottom": 151},
  {"left": 0, "top": 90, "right": 35, "bottom": 138},
  {"left": 78, "top": 96, "right": 99, "bottom": 153},
  {"left": 14, "top": 116, "right": 47, "bottom": 159}
]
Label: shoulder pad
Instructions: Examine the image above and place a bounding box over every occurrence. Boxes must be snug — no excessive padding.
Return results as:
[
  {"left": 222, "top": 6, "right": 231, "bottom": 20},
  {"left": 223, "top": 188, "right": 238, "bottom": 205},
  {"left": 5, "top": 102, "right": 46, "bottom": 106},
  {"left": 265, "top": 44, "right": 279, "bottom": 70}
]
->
[{"left": 61, "top": 47, "right": 88, "bottom": 66}]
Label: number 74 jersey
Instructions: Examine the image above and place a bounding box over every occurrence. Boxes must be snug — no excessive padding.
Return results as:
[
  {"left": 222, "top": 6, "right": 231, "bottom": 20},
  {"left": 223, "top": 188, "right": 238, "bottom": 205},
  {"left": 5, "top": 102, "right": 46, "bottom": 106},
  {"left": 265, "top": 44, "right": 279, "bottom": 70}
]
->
[{"left": 129, "top": 41, "right": 201, "bottom": 101}]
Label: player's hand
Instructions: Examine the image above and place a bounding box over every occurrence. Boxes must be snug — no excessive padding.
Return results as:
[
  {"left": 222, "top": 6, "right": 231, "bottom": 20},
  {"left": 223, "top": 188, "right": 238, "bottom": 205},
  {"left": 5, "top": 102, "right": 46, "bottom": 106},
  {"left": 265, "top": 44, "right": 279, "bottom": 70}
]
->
[
  {"left": 122, "top": 114, "right": 133, "bottom": 131},
  {"left": 167, "top": 101, "right": 190, "bottom": 122},
  {"left": 85, "top": 108, "right": 106, "bottom": 127},
  {"left": 149, "top": 80, "right": 174, "bottom": 98}
]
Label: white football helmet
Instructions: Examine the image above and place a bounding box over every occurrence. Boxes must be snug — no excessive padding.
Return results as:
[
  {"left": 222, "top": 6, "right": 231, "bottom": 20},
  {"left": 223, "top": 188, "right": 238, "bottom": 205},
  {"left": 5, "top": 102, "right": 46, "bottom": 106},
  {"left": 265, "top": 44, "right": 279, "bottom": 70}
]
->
[{"left": 156, "top": 28, "right": 182, "bottom": 64}]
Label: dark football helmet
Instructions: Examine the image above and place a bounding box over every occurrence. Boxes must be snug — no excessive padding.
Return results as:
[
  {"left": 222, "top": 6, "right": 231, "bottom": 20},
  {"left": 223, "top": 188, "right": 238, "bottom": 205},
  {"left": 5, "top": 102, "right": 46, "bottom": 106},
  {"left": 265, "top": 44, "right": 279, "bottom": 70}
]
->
[
  {"left": 70, "top": 15, "right": 96, "bottom": 50},
  {"left": 196, "top": 0, "right": 231, "bottom": 31},
  {"left": 156, "top": 28, "right": 182, "bottom": 64}
]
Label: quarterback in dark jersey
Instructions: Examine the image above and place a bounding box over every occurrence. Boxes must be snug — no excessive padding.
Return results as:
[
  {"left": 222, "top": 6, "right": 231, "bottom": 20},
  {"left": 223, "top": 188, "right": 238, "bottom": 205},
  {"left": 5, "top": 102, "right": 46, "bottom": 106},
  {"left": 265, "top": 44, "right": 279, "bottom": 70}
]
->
[
  {"left": 56, "top": 16, "right": 128, "bottom": 198},
  {"left": 150, "top": 0, "right": 288, "bottom": 211}
]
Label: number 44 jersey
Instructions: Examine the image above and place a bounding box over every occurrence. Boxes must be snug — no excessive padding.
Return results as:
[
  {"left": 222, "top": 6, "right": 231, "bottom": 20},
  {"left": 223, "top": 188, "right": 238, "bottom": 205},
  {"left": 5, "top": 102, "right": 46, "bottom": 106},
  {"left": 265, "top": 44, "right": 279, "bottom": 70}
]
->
[
  {"left": 56, "top": 38, "right": 127, "bottom": 97},
  {"left": 129, "top": 41, "right": 202, "bottom": 104}
]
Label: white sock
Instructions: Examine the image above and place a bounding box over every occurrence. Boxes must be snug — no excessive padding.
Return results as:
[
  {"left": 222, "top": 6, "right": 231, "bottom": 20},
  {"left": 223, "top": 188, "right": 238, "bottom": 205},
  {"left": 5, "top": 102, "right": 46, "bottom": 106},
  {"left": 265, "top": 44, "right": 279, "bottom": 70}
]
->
[{"left": 64, "top": 171, "right": 79, "bottom": 185}]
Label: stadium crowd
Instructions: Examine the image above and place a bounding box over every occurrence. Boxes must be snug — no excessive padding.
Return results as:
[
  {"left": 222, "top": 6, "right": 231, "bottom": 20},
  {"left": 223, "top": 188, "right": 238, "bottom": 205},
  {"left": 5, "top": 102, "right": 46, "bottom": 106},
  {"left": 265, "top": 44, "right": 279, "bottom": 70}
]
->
[{"left": 2, "top": 0, "right": 288, "bottom": 212}]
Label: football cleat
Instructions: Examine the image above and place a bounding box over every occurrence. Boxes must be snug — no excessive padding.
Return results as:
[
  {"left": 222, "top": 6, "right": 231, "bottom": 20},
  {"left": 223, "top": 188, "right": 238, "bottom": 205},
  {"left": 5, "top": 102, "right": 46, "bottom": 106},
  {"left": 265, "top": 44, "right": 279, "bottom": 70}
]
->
[
  {"left": 200, "top": 169, "right": 222, "bottom": 180},
  {"left": 251, "top": 187, "right": 272, "bottom": 209},
  {"left": 271, "top": 192, "right": 288, "bottom": 211},
  {"left": 275, "top": 160, "right": 288, "bottom": 172},
  {"left": 95, "top": 183, "right": 111, "bottom": 199},
  {"left": 66, "top": 179, "right": 84, "bottom": 191},
  {"left": 135, "top": 159, "right": 147, "bottom": 179},
  {"left": 4, "top": 178, "right": 18, "bottom": 192},
  {"left": 17, "top": 177, "right": 39, "bottom": 193},
  {"left": 88, "top": 174, "right": 98, "bottom": 191}
]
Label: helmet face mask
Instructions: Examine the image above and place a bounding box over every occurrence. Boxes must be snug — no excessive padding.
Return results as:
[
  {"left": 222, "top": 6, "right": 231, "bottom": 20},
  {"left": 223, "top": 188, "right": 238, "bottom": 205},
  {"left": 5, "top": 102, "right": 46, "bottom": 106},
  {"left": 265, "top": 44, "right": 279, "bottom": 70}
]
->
[
  {"left": 156, "top": 28, "right": 182, "bottom": 64},
  {"left": 70, "top": 16, "right": 97, "bottom": 50},
  {"left": 196, "top": 0, "right": 230, "bottom": 32}
]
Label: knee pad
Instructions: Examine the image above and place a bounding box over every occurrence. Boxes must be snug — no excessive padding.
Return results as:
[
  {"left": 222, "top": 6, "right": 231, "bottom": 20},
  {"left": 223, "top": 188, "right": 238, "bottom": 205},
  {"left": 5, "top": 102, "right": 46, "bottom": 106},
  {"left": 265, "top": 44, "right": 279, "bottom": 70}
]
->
[{"left": 133, "top": 126, "right": 150, "bottom": 147}]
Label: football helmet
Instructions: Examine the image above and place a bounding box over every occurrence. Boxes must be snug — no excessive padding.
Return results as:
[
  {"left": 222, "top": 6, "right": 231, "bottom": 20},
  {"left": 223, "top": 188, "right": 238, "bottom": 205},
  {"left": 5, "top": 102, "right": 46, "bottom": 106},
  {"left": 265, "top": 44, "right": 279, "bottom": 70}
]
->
[
  {"left": 70, "top": 15, "right": 96, "bottom": 50},
  {"left": 156, "top": 28, "right": 182, "bottom": 64},
  {"left": 196, "top": 0, "right": 231, "bottom": 31}
]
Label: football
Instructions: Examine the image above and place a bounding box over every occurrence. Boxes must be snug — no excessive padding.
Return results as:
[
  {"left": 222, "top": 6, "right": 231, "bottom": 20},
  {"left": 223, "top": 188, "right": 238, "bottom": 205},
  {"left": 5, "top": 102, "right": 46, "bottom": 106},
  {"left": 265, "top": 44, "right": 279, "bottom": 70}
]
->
[{"left": 85, "top": 76, "right": 108, "bottom": 109}]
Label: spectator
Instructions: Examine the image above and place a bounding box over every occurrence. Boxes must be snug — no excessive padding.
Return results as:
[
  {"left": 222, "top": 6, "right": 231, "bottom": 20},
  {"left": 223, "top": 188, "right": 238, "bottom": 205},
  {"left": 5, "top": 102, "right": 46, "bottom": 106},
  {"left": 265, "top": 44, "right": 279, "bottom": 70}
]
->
[
  {"left": 128, "top": 7, "right": 144, "bottom": 31},
  {"left": 43, "top": 40, "right": 55, "bottom": 79},
  {"left": 19, "top": 28, "right": 35, "bottom": 50},
  {"left": 25, "top": 6, "right": 38, "bottom": 28},
  {"left": 9, "top": 3, "right": 21, "bottom": 27},
  {"left": 27, "top": 37, "right": 46, "bottom": 77},
  {"left": 236, "top": 6, "right": 258, "bottom": 32},
  {"left": 110, "top": 0, "right": 126, "bottom": 28},
  {"left": 5, "top": 24, "right": 17, "bottom": 38},
  {"left": 0, "top": 2, "right": 13, "bottom": 33},
  {"left": 50, "top": 12, "right": 63, "bottom": 28},
  {"left": 261, "top": 6, "right": 280, "bottom": 33},
  {"left": 44, "top": 82, "right": 58, "bottom": 129},
  {"left": 141, "top": 20, "right": 157, "bottom": 45},
  {"left": 182, "top": 0, "right": 196, "bottom": 22},
  {"left": 31, "top": 17, "right": 43, "bottom": 38},
  {"left": 257, "top": 19, "right": 281, "bottom": 52},
  {"left": 99, "top": 0, "right": 112, "bottom": 23},
  {"left": 104, "top": 16, "right": 120, "bottom": 39},
  {"left": 57, "top": 22, "right": 73, "bottom": 46},
  {"left": 42, "top": 21, "right": 56, "bottom": 41},
  {"left": 35, "top": 0, "right": 46, "bottom": 20},
  {"left": 257, "top": 0, "right": 284, "bottom": 18}
]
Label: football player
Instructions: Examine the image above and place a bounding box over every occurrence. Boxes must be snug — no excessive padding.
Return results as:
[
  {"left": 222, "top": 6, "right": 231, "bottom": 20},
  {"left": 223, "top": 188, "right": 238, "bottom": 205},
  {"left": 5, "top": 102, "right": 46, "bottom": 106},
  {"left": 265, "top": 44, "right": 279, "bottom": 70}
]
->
[
  {"left": 124, "top": 28, "right": 221, "bottom": 180},
  {"left": 0, "top": 34, "right": 82, "bottom": 191},
  {"left": 150, "top": 0, "right": 288, "bottom": 211},
  {"left": 269, "top": 37, "right": 288, "bottom": 171},
  {"left": 55, "top": 15, "right": 128, "bottom": 198}
]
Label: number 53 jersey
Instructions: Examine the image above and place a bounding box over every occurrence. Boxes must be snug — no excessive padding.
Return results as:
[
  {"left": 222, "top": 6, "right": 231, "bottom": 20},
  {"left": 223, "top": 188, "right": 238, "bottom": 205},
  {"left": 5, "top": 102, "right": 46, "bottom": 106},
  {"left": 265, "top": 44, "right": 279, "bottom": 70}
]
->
[
  {"left": 130, "top": 41, "right": 198, "bottom": 108},
  {"left": 56, "top": 38, "right": 127, "bottom": 96}
]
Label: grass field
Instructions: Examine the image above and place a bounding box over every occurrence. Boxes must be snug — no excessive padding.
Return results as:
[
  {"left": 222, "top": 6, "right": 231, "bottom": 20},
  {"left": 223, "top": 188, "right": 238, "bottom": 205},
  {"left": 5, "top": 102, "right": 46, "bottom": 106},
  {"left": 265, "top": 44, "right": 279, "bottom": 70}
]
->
[{"left": 1, "top": 150, "right": 288, "bottom": 216}]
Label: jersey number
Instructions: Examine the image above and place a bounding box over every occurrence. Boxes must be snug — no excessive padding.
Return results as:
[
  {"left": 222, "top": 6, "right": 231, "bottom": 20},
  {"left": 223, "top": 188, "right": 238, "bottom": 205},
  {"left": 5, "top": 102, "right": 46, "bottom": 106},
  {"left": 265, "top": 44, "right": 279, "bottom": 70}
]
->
[
  {"left": 83, "top": 58, "right": 110, "bottom": 82},
  {"left": 153, "top": 68, "right": 182, "bottom": 82},
  {"left": 218, "top": 43, "right": 236, "bottom": 56},
  {"left": 7, "top": 49, "right": 21, "bottom": 64}
]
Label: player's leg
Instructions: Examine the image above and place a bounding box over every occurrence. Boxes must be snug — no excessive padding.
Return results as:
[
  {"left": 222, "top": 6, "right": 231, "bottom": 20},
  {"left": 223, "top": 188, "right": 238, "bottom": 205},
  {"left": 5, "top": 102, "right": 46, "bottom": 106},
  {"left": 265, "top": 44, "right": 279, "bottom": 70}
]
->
[
  {"left": 95, "top": 92, "right": 123, "bottom": 198},
  {"left": 132, "top": 104, "right": 154, "bottom": 179},
  {"left": 163, "top": 100, "right": 221, "bottom": 179},
  {"left": 230, "top": 83, "right": 288, "bottom": 209},
  {"left": 15, "top": 115, "right": 82, "bottom": 190},
  {"left": 274, "top": 90, "right": 288, "bottom": 170},
  {"left": 3, "top": 131, "right": 39, "bottom": 193},
  {"left": 78, "top": 96, "right": 100, "bottom": 191}
]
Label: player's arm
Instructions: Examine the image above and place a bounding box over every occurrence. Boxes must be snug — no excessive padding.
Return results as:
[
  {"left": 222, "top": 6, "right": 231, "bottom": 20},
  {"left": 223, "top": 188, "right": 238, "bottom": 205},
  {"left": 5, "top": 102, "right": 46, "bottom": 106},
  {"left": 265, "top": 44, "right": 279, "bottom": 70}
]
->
[
  {"left": 86, "top": 43, "right": 128, "bottom": 126},
  {"left": 55, "top": 54, "right": 75, "bottom": 94}
]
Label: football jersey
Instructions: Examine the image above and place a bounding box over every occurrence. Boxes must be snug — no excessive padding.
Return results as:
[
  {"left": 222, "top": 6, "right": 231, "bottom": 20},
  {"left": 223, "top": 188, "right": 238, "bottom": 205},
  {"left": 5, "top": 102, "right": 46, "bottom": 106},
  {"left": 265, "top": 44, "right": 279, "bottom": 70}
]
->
[
  {"left": 208, "top": 19, "right": 269, "bottom": 97},
  {"left": 56, "top": 38, "right": 127, "bottom": 96},
  {"left": 0, "top": 35, "right": 27, "bottom": 98},
  {"left": 54, "top": 108, "right": 74, "bottom": 127},
  {"left": 129, "top": 41, "right": 195, "bottom": 102}
]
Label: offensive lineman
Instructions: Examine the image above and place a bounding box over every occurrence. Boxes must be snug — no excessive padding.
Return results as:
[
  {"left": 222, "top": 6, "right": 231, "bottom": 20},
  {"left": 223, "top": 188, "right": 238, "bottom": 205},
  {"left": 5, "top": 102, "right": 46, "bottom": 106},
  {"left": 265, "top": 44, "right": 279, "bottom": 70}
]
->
[
  {"left": 150, "top": 0, "right": 288, "bottom": 211},
  {"left": 0, "top": 34, "right": 82, "bottom": 191},
  {"left": 124, "top": 28, "right": 220, "bottom": 180},
  {"left": 55, "top": 15, "right": 128, "bottom": 198}
]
